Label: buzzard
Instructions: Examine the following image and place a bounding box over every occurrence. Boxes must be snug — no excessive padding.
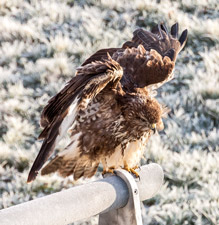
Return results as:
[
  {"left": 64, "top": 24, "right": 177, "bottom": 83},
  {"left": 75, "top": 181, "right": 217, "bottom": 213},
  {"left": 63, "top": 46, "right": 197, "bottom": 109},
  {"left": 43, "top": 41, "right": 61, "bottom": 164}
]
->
[{"left": 27, "top": 23, "right": 187, "bottom": 182}]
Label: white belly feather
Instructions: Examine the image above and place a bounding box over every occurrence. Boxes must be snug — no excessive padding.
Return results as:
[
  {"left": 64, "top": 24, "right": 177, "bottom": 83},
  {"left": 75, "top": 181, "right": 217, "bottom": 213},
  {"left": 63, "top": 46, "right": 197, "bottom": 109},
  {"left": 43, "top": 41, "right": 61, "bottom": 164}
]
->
[{"left": 102, "top": 133, "right": 149, "bottom": 170}]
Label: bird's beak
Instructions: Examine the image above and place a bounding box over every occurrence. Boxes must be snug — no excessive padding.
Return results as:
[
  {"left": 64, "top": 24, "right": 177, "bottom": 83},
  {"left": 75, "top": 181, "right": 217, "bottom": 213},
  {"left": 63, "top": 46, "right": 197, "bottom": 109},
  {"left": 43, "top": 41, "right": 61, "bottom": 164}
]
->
[{"left": 151, "top": 124, "right": 156, "bottom": 134}]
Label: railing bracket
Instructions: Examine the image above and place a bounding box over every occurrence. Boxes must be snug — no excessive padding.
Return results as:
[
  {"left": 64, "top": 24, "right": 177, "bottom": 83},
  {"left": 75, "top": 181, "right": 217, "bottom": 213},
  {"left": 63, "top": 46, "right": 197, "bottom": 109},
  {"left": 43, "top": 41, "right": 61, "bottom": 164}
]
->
[{"left": 99, "top": 169, "right": 142, "bottom": 225}]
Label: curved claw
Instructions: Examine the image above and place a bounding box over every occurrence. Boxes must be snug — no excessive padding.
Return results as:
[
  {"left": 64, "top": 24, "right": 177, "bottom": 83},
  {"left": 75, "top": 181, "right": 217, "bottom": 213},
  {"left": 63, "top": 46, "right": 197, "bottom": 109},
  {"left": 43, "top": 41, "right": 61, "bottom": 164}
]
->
[
  {"left": 130, "top": 168, "right": 140, "bottom": 178},
  {"left": 123, "top": 165, "right": 140, "bottom": 178}
]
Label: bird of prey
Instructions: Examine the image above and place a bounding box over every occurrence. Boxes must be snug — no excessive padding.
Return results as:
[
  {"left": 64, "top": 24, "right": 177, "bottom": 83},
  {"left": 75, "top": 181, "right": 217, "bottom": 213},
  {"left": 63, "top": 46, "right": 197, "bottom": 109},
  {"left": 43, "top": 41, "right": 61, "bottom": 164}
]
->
[{"left": 27, "top": 23, "right": 187, "bottom": 182}]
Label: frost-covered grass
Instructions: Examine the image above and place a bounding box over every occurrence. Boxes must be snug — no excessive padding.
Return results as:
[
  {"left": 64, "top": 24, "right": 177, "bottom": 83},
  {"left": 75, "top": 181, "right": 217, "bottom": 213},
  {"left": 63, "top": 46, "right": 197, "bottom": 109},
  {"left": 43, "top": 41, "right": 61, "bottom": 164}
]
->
[{"left": 0, "top": 0, "right": 218, "bottom": 224}]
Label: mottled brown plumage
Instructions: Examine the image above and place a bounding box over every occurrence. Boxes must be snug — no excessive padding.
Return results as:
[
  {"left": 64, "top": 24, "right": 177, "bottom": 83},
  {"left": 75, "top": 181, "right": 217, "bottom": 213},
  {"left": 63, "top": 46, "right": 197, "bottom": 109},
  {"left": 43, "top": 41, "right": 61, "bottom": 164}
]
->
[{"left": 27, "top": 23, "right": 187, "bottom": 182}]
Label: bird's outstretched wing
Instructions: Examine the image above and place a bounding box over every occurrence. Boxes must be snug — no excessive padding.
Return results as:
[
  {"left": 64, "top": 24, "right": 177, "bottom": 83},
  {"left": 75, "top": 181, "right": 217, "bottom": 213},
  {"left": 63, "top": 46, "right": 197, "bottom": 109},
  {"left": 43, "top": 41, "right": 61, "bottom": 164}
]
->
[
  {"left": 123, "top": 23, "right": 188, "bottom": 62},
  {"left": 81, "top": 48, "right": 121, "bottom": 66},
  {"left": 82, "top": 23, "right": 187, "bottom": 67},
  {"left": 27, "top": 55, "right": 123, "bottom": 182},
  {"left": 81, "top": 23, "right": 187, "bottom": 90},
  {"left": 120, "top": 23, "right": 188, "bottom": 89}
]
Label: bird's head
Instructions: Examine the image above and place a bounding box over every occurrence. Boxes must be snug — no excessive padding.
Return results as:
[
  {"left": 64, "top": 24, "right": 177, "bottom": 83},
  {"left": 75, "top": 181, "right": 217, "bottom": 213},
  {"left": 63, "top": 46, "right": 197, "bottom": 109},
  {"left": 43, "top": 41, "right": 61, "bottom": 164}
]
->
[
  {"left": 122, "top": 94, "right": 163, "bottom": 134},
  {"left": 135, "top": 97, "right": 163, "bottom": 133}
]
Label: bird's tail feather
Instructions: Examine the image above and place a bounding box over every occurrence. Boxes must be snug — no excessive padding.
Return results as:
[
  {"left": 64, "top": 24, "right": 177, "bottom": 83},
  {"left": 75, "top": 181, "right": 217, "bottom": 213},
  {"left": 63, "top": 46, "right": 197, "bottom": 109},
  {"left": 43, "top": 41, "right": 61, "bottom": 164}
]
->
[{"left": 41, "top": 154, "right": 99, "bottom": 180}]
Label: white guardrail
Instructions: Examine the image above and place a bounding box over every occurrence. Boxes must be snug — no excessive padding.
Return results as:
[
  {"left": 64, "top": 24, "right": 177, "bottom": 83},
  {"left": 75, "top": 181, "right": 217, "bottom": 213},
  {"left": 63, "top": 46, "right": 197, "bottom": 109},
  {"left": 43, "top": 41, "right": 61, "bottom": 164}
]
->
[{"left": 0, "top": 163, "right": 164, "bottom": 225}]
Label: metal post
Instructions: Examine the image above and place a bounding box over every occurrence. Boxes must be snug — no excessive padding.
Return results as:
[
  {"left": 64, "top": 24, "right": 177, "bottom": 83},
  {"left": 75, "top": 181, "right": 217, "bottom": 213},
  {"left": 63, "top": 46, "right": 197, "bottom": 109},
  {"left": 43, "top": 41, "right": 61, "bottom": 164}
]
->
[{"left": 99, "top": 169, "right": 142, "bottom": 225}]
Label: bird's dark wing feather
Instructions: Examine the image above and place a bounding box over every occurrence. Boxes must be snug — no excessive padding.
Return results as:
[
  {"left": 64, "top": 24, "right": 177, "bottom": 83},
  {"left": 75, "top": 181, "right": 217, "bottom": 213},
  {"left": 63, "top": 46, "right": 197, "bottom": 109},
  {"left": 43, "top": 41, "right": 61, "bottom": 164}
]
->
[
  {"left": 117, "top": 23, "right": 187, "bottom": 90},
  {"left": 27, "top": 56, "right": 123, "bottom": 182},
  {"left": 127, "top": 23, "right": 188, "bottom": 62},
  {"left": 81, "top": 48, "right": 121, "bottom": 66},
  {"left": 81, "top": 23, "right": 187, "bottom": 68},
  {"left": 113, "top": 45, "right": 175, "bottom": 90}
]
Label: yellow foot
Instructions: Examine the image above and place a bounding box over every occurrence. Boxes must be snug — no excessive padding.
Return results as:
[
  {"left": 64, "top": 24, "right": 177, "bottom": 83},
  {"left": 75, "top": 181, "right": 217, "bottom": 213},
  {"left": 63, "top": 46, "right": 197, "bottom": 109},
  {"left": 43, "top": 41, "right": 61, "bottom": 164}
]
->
[
  {"left": 123, "top": 165, "right": 140, "bottom": 178},
  {"left": 102, "top": 167, "right": 115, "bottom": 176},
  {"left": 130, "top": 168, "right": 140, "bottom": 178},
  {"left": 124, "top": 165, "right": 131, "bottom": 173},
  {"left": 132, "top": 165, "right": 139, "bottom": 170}
]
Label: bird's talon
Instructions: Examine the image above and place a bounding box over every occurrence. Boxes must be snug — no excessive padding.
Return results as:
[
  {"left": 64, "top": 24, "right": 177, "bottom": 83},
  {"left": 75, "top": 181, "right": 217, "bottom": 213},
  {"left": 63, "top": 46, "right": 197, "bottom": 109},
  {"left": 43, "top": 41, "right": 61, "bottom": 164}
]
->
[
  {"left": 123, "top": 165, "right": 139, "bottom": 178},
  {"left": 136, "top": 176, "right": 141, "bottom": 181},
  {"left": 124, "top": 166, "right": 131, "bottom": 173},
  {"left": 130, "top": 168, "right": 140, "bottom": 178},
  {"left": 102, "top": 167, "right": 115, "bottom": 177},
  {"left": 108, "top": 168, "right": 115, "bottom": 174}
]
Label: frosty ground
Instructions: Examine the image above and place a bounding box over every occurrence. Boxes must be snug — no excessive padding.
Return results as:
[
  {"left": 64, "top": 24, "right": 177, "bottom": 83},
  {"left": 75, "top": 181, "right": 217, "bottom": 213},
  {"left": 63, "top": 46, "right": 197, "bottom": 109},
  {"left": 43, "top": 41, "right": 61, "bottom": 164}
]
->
[{"left": 0, "top": 0, "right": 218, "bottom": 224}]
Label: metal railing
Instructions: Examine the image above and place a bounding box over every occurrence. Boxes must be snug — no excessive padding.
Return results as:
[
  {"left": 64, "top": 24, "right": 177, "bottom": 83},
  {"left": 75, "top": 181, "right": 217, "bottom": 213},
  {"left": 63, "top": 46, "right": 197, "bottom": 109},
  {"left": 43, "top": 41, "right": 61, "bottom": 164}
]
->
[{"left": 0, "top": 163, "right": 164, "bottom": 225}]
